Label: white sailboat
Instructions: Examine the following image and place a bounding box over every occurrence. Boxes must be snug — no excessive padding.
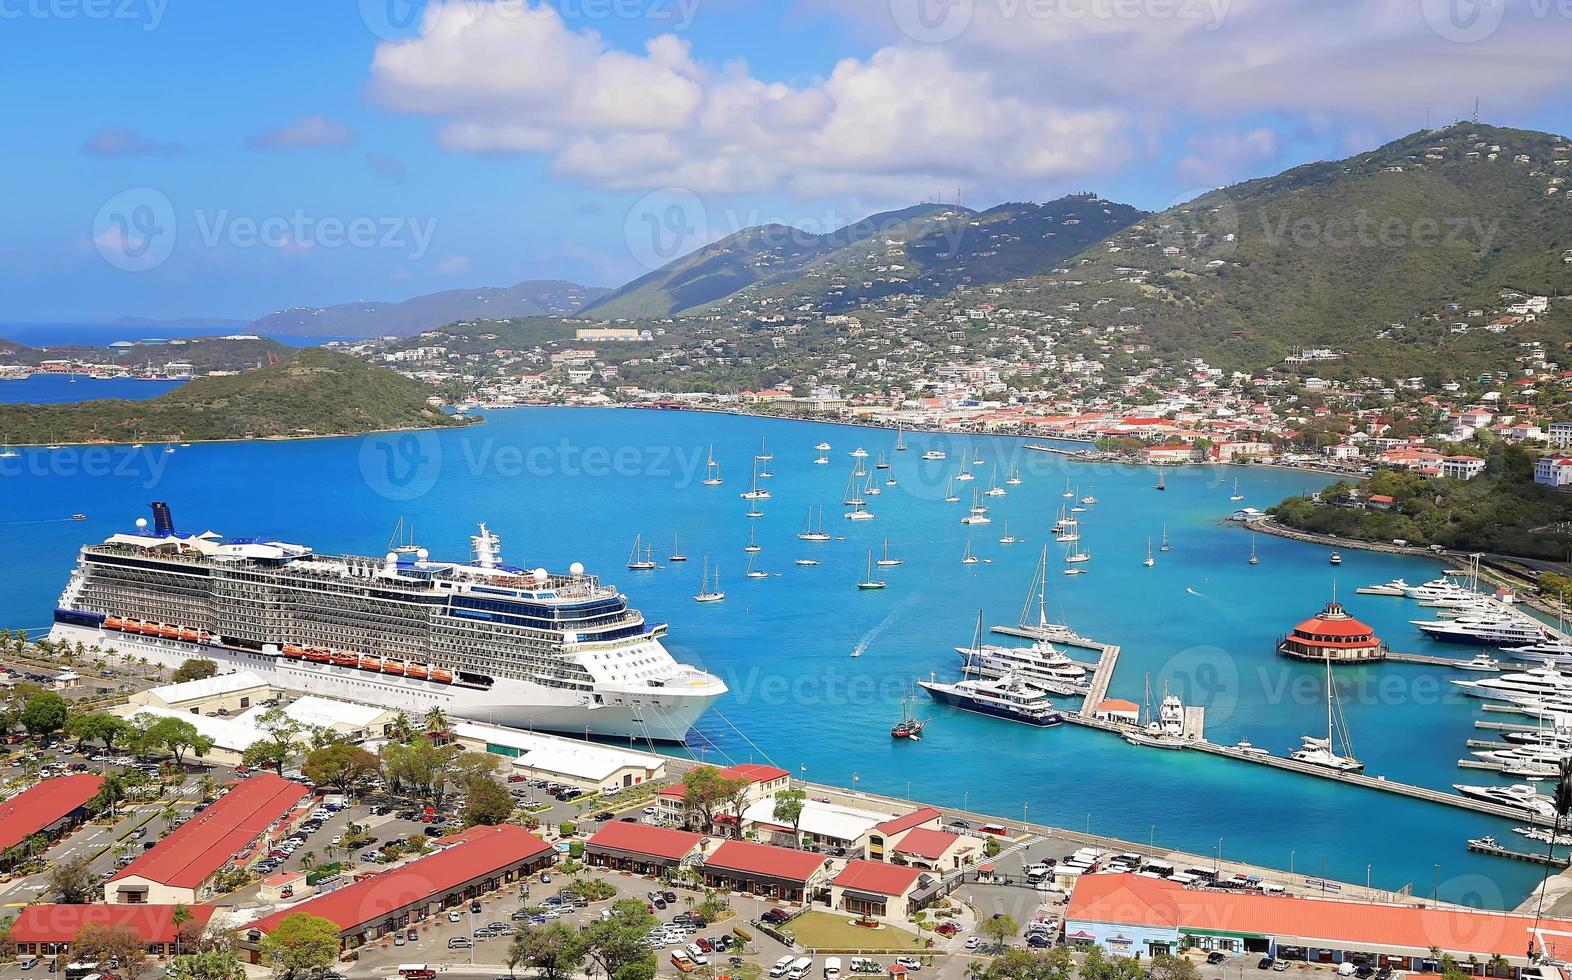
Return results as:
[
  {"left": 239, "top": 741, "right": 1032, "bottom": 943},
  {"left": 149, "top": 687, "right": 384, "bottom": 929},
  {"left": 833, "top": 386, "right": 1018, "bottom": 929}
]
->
[
  {"left": 1063, "top": 478, "right": 1074, "bottom": 498},
  {"left": 701, "top": 446, "right": 723, "bottom": 486},
  {"left": 1005, "top": 465, "right": 1022, "bottom": 486},
  {"left": 943, "top": 477, "right": 959, "bottom": 503},
  {"left": 956, "top": 461, "right": 975, "bottom": 482},
  {"left": 798, "top": 506, "right": 831, "bottom": 542},
  {"left": 984, "top": 466, "right": 1006, "bottom": 497},
  {"left": 1159, "top": 524, "right": 1171, "bottom": 552},
  {"left": 844, "top": 467, "right": 874, "bottom": 520},
  {"left": 739, "top": 458, "right": 771, "bottom": 499},
  {"left": 744, "top": 526, "right": 761, "bottom": 554},
  {"left": 1229, "top": 477, "right": 1244, "bottom": 502},
  {"left": 625, "top": 535, "right": 656, "bottom": 570},
  {"left": 960, "top": 488, "right": 991, "bottom": 525},
  {"left": 744, "top": 554, "right": 769, "bottom": 579},
  {"left": 857, "top": 551, "right": 887, "bottom": 589},
  {"left": 0, "top": 440, "right": 18, "bottom": 459},
  {"left": 998, "top": 521, "right": 1019, "bottom": 545},
  {"left": 668, "top": 534, "right": 688, "bottom": 562},
  {"left": 1289, "top": 652, "right": 1363, "bottom": 772},
  {"left": 961, "top": 540, "right": 979, "bottom": 565},
  {"left": 895, "top": 426, "right": 907, "bottom": 452},
  {"left": 814, "top": 453, "right": 829, "bottom": 465},
  {"left": 876, "top": 538, "right": 903, "bottom": 567},
  {"left": 1143, "top": 538, "right": 1155, "bottom": 568},
  {"left": 756, "top": 436, "right": 773, "bottom": 461},
  {"left": 1064, "top": 535, "right": 1091, "bottom": 566},
  {"left": 1248, "top": 534, "right": 1259, "bottom": 566},
  {"left": 693, "top": 558, "right": 724, "bottom": 602}
]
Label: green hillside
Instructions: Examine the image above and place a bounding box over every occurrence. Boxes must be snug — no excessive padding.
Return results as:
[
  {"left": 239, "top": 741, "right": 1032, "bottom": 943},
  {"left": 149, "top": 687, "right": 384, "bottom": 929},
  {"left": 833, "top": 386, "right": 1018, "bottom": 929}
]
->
[
  {"left": 982, "top": 124, "right": 1572, "bottom": 375},
  {"left": 0, "top": 348, "right": 466, "bottom": 443}
]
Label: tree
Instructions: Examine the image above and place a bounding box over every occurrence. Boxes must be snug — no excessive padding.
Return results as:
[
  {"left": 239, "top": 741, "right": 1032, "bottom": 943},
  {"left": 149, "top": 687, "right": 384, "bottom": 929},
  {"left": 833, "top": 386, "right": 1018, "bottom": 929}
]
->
[
  {"left": 301, "top": 744, "right": 378, "bottom": 794},
  {"left": 256, "top": 913, "right": 341, "bottom": 976},
  {"left": 680, "top": 766, "right": 750, "bottom": 835},
  {"left": 464, "top": 777, "right": 515, "bottom": 827},
  {"left": 171, "top": 659, "right": 219, "bottom": 683},
  {"left": 146, "top": 717, "right": 209, "bottom": 765},
  {"left": 582, "top": 899, "right": 658, "bottom": 980},
  {"left": 978, "top": 914, "right": 1017, "bottom": 949},
  {"left": 1147, "top": 954, "right": 1200, "bottom": 980},
  {"left": 20, "top": 691, "right": 69, "bottom": 743},
  {"left": 1080, "top": 947, "right": 1144, "bottom": 980},
  {"left": 49, "top": 854, "right": 96, "bottom": 903},
  {"left": 171, "top": 903, "right": 194, "bottom": 955},
  {"left": 73, "top": 923, "right": 149, "bottom": 980},
  {"left": 166, "top": 951, "right": 246, "bottom": 980},
  {"left": 66, "top": 712, "right": 129, "bottom": 754},
  {"left": 508, "top": 921, "right": 588, "bottom": 980},
  {"left": 248, "top": 707, "right": 304, "bottom": 775},
  {"left": 92, "top": 774, "right": 128, "bottom": 818},
  {"left": 772, "top": 789, "right": 807, "bottom": 845}
]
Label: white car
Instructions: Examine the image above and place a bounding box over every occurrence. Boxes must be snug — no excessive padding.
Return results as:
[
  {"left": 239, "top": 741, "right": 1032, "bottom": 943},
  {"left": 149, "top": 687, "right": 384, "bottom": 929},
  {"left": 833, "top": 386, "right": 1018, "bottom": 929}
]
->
[
  {"left": 965, "top": 937, "right": 982, "bottom": 950},
  {"left": 895, "top": 958, "right": 922, "bottom": 971},
  {"left": 643, "top": 806, "right": 657, "bottom": 815},
  {"left": 686, "top": 945, "right": 709, "bottom": 965},
  {"left": 447, "top": 911, "right": 462, "bottom": 923}
]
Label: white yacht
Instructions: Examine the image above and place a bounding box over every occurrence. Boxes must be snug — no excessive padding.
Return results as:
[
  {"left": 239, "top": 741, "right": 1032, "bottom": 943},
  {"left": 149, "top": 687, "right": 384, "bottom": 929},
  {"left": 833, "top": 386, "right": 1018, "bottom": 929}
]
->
[
  {"left": 1414, "top": 614, "right": 1546, "bottom": 647},
  {"left": 1122, "top": 676, "right": 1187, "bottom": 750},
  {"left": 1452, "top": 783, "right": 1559, "bottom": 818},
  {"left": 797, "top": 506, "right": 832, "bottom": 542},
  {"left": 1289, "top": 652, "right": 1362, "bottom": 772},
  {"left": 922, "top": 450, "right": 946, "bottom": 461},
  {"left": 919, "top": 670, "right": 1063, "bottom": 727},
  {"left": 957, "top": 637, "right": 1088, "bottom": 683},
  {"left": 1356, "top": 579, "right": 1411, "bottom": 597}
]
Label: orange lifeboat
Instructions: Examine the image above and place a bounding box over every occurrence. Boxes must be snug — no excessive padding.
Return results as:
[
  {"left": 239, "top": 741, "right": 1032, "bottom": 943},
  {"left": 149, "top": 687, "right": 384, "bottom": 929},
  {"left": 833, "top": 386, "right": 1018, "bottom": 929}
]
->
[
  {"left": 105, "top": 616, "right": 124, "bottom": 630},
  {"left": 429, "top": 668, "right": 453, "bottom": 684},
  {"left": 360, "top": 656, "right": 383, "bottom": 672},
  {"left": 178, "top": 627, "right": 199, "bottom": 642},
  {"left": 381, "top": 659, "right": 405, "bottom": 675},
  {"left": 304, "top": 648, "right": 331, "bottom": 663},
  {"left": 282, "top": 645, "right": 305, "bottom": 660},
  {"left": 134, "top": 621, "right": 157, "bottom": 636},
  {"left": 159, "top": 624, "right": 180, "bottom": 639},
  {"left": 330, "top": 652, "right": 358, "bottom": 667},
  {"left": 405, "top": 663, "right": 429, "bottom": 681}
]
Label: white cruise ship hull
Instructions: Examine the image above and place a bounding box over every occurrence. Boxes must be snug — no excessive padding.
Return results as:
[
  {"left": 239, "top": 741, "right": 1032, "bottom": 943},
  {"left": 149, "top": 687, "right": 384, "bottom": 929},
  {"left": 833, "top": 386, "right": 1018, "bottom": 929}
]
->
[{"left": 48, "top": 623, "right": 718, "bottom": 742}]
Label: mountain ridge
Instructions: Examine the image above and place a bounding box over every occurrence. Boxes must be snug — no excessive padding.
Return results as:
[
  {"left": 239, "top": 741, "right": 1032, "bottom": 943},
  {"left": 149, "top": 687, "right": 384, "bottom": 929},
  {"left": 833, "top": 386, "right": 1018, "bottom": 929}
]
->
[{"left": 246, "top": 279, "right": 608, "bottom": 339}]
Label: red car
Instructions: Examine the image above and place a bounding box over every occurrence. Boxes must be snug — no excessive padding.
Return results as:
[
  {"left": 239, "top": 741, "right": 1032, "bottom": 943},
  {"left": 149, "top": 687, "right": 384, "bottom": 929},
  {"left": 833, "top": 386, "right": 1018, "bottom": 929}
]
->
[
  {"left": 695, "top": 938, "right": 714, "bottom": 953},
  {"left": 507, "top": 774, "right": 526, "bottom": 783},
  {"left": 935, "top": 923, "right": 959, "bottom": 936}
]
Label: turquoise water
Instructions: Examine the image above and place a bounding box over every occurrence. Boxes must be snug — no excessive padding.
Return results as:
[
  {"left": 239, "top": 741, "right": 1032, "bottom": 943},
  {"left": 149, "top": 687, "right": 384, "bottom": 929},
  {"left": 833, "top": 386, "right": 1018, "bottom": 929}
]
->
[
  {"left": 0, "top": 405, "right": 1547, "bottom": 908},
  {"left": 0, "top": 375, "right": 184, "bottom": 405}
]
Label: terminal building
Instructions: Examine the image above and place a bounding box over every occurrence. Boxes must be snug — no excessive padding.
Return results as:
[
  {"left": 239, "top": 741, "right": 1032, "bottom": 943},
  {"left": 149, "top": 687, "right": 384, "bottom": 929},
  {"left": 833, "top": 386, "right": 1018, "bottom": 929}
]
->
[
  {"left": 828, "top": 860, "right": 937, "bottom": 920},
  {"left": 1278, "top": 599, "right": 1386, "bottom": 663},
  {"left": 584, "top": 821, "right": 709, "bottom": 876},
  {"left": 452, "top": 721, "right": 667, "bottom": 794},
  {"left": 106, "top": 773, "right": 310, "bottom": 904},
  {"left": 1066, "top": 873, "right": 1572, "bottom": 972},
  {"left": 244, "top": 824, "right": 555, "bottom": 955},
  {"left": 0, "top": 774, "right": 103, "bottom": 866},
  {"left": 9, "top": 905, "right": 219, "bottom": 960},
  {"left": 701, "top": 839, "right": 833, "bottom": 903}
]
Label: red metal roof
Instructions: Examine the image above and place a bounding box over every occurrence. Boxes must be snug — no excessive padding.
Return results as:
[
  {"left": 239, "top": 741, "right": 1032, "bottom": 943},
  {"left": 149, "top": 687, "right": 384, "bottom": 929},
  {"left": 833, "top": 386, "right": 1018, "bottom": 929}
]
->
[
  {"left": 0, "top": 774, "right": 103, "bottom": 852},
  {"left": 587, "top": 821, "right": 706, "bottom": 861},
  {"left": 1068, "top": 874, "right": 1572, "bottom": 960},
  {"left": 248, "top": 825, "right": 552, "bottom": 934},
  {"left": 109, "top": 774, "right": 308, "bottom": 889},
  {"left": 890, "top": 828, "right": 961, "bottom": 861},
  {"left": 720, "top": 763, "right": 791, "bottom": 783},
  {"left": 705, "top": 840, "right": 827, "bottom": 883},
  {"left": 832, "top": 859, "right": 924, "bottom": 897},
  {"left": 873, "top": 807, "right": 942, "bottom": 838},
  {"left": 12, "top": 904, "right": 216, "bottom": 944}
]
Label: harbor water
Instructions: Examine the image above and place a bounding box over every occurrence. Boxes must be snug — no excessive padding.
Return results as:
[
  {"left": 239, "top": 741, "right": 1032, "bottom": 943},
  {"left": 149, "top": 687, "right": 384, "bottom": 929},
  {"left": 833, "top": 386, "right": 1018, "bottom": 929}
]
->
[{"left": 0, "top": 397, "right": 1549, "bottom": 908}]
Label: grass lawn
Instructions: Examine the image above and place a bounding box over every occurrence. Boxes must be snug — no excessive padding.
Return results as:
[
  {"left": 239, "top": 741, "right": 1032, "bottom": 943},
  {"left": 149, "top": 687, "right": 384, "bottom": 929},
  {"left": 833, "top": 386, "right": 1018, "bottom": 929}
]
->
[{"left": 786, "top": 911, "right": 927, "bottom": 951}]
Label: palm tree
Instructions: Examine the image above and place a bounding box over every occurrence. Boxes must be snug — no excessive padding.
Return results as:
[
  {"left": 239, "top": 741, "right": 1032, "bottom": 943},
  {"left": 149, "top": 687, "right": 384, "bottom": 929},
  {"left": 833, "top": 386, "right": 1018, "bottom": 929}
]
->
[
  {"left": 423, "top": 707, "right": 450, "bottom": 736},
  {"left": 1529, "top": 756, "right": 1572, "bottom": 960},
  {"left": 300, "top": 850, "right": 316, "bottom": 872}
]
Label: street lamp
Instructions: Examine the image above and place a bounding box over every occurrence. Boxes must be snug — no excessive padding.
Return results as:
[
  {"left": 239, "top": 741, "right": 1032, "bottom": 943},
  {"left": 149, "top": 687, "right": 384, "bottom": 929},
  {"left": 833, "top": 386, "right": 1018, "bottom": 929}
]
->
[
  {"left": 1366, "top": 864, "right": 1372, "bottom": 897},
  {"left": 1150, "top": 824, "right": 1156, "bottom": 858},
  {"left": 1320, "top": 854, "right": 1327, "bottom": 896},
  {"left": 1023, "top": 802, "right": 1029, "bottom": 829},
  {"left": 1290, "top": 849, "right": 1295, "bottom": 877},
  {"left": 1085, "top": 811, "right": 1092, "bottom": 838},
  {"left": 1433, "top": 864, "right": 1440, "bottom": 908}
]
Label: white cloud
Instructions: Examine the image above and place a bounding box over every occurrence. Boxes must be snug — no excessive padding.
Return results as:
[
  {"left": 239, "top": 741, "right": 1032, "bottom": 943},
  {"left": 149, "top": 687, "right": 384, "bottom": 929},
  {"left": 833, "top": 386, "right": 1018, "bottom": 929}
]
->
[
  {"left": 246, "top": 115, "right": 356, "bottom": 151},
  {"left": 1175, "top": 127, "right": 1281, "bottom": 186}
]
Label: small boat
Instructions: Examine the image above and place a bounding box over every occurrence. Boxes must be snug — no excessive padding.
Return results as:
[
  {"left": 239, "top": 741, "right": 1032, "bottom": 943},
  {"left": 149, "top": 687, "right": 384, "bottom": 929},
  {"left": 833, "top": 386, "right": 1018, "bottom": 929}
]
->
[
  {"left": 1229, "top": 477, "right": 1244, "bottom": 502},
  {"left": 961, "top": 540, "right": 979, "bottom": 565},
  {"left": 164, "top": 440, "right": 176, "bottom": 454},
  {"left": 1004, "top": 465, "right": 1022, "bottom": 486},
  {"left": 876, "top": 539, "right": 903, "bottom": 567},
  {"left": 1154, "top": 470, "right": 1166, "bottom": 491},
  {"left": 1455, "top": 653, "right": 1502, "bottom": 672},
  {"left": 1329, "top": 552, "right": 1342, "bottom": 565},
  {"left": 701, "top": 446, "right": 722, "bottom": 486},
  {"left": 814, "top": 455, "right": 829, "bottom": 465},
  {"left": 815, "top": 441, "right": 832, "bottom": 452},
  {"left": 794, "top": 558, "right": 820, "bottom": 567},
  {"left": 746, "top": 506, "right": 765, "bottom": 519},
  {"left": 430, "top": 668, "right": 453, "bottom": 684},
  {"left": 885, "top": 476, "right": 897, "bottom": 487},
  {"left": 998, "top": 521, "right": 1018, "bottom": 545},
  {"left": 875, "top": 450, "right": 890, "bottom": 470},
  {"left": 1248, "top": 534, "right": 1259, "bottom": 566},
  {"left": 0, "top": 442, "right": 18, "bottom": 459},
  {"left": 1233, "top": 740, "right": 1271, "bottom": 757},
  {"left": 693, "top": 558, "right": 725, "bottom": 603},
  {"left": 857, "top": 551, "right": 887, "bottom": 590},
  {"left": 1062, "top": 479, "right": 1074, "bottom": 498},
  {"left": 984, "top": 467, "right": 1006, "bottom": 497},
  {"left": 850, "top": 447, "right": 869, "bottom": 458},
  {"left": 744, "top": 526, "right": 761, "bottom": 553},
  {"left": 943, "top": 477, "right": 959, "bottom": 503},
  {"left": 894, "top": 427, "right": 907, "bottom": 452},
  {"left": 1356, "top": 579, "right": 1410, "bottom": 597},
  {"left": 70, "top": 513, "right": 87, "bottom": 521},
  {"left": 891, "top": 691, "right": 927, "bottom": 740},
  {"left": 744, "top": 555, "right": 769, "bottom": 579},
  {"left": 668, "top": 533, "right": 688, "bottom": 563},
  {"left": 1143, "top": 537, "right": 1155, "bottom": 568},
  {"left": 1159, "top": 524, "right": 1171, "bottom": 553},
  {"left": 922, "top": 449, "right": 946, "bottom": 461},
  {"left": 626, "top": 535, "right": 656, "bottom": 570},
  {"left": 798, "top": 506, "right": 832, "bottom": 542}
]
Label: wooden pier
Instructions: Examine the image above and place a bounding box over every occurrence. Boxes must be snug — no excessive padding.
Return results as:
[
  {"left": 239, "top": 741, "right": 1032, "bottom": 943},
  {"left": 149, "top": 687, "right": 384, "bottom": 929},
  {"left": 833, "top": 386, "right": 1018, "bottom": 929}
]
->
[
  {"left": 1467, "top": 839, "right": 1569, "bottom": 868},
  {"left": 1385, "top": 650, "right": 1492, "bottom": 668}
]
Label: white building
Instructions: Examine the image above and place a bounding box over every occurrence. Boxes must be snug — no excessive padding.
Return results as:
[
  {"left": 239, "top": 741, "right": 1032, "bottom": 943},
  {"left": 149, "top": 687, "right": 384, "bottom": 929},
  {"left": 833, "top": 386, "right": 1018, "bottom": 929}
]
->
[
  {"left": 452, "top": 721, "right": 667, "bottom": 793},
  {"left": 1536, "top": 454, "right": 1572, "bottom": 491},
  {"left": 1440, "top": 456, "right": 1486, "bottom": 481}
]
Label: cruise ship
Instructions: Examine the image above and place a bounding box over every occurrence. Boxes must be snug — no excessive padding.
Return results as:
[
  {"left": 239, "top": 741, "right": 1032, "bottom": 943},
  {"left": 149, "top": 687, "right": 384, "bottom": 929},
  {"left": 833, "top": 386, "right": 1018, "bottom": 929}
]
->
[{"left": 48, "top": 503, "right": 727, "bottom": 742}]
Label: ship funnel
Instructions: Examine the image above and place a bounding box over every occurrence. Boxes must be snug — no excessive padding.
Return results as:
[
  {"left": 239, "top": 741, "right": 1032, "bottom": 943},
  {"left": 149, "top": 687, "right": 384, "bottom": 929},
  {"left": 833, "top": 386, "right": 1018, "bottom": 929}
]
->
[{"left": 150, "top": 501, "right": 174, "bottom": 536}]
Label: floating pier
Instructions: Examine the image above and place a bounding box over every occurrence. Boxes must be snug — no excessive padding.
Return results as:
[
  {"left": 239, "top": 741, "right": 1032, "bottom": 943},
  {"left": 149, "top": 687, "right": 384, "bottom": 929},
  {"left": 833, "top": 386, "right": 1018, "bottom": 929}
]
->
[
  {"left": 1078, "top": 644, "right": 1121, "bottom": 718},
  {"left": 1467, "top": 839, "right": 1569, "bottom": 868}
]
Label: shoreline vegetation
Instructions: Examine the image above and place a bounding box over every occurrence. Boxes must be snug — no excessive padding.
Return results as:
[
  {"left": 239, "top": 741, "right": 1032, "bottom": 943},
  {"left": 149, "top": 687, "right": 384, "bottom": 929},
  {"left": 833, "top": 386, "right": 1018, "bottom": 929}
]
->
[{"left": 0, "top": 349, "right": 471, "bottom": 445}]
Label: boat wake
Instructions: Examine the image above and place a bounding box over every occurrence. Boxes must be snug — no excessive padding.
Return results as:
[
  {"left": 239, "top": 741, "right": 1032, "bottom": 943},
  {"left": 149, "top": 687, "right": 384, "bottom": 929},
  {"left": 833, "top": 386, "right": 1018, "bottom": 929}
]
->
[
  {"left": 851, "top": 606, "right": 903, "bottom": 658},
  {"left": 1186, "top": 586, "right": 1209, "bottom": 598}
]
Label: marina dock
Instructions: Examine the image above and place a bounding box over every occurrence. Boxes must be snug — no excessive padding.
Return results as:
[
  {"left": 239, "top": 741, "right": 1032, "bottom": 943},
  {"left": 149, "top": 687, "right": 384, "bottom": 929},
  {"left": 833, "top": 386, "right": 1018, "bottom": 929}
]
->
[
  {"left": 1078, "top": 644, "right": 1121, "bottom": 717},
  {"left": 1467, "top": 838, "right": 1569, "bottom": 868}
]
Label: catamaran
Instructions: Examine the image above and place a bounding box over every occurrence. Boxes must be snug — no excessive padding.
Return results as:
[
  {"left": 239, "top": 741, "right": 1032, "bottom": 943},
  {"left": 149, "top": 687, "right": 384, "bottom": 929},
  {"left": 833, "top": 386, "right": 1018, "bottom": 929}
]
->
[
  {"left": 701, "top": 446, "right": 722, "bottom": 486},
  {"left": 739, "top": 458, "right": 771, "bottom": 500},
  {"left": 1289, "top": 652, "right": 1362, "bottom": 772},
  {"left": 626, "top": 535, "right": 656, "bottom": 570},
  {"left": 798, "top": 506, "right": 831, "bottom": 542},
  {"left": 955, "top": 461, "right": 975, "bottom": 482},
  {"left": 984, "top": 467, "right": 1006, "bottom": 497},
  {"left": 844, "top": 467, "right": 874, "bottom": 520},
  {"left": 960, "top": 488, "right": 991, "bottom": 525},
  {"left": 693, "top": 558, "right": 724, "bottom": 603}
]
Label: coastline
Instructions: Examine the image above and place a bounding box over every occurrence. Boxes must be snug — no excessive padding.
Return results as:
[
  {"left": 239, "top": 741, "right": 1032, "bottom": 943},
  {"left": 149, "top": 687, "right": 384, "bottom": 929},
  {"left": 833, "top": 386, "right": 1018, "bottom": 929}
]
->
[{"left": 0, "top": 416, "right": 476, "bottom": 450}]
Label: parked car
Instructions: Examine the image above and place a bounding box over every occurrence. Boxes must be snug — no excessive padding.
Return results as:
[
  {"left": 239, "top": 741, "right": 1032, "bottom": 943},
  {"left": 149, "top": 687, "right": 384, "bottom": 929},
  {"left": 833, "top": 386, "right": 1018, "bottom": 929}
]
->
[
  {"left": 1258, "top": 959, "right": 1275, "bottom": 971},
  {"left": 894, "top": 958, "right": 922, "bottom": 971},
  {"left": 447, "top": 937, "right": 472, "bottom": 949},
  {"left": 1207, "top": 952, "right": 1228, "bottom": 965}
]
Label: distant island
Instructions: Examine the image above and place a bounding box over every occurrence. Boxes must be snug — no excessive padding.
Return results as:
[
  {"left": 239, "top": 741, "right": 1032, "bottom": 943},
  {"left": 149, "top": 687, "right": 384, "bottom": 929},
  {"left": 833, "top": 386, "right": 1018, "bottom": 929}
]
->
[{"left": 0, "top": 348, "right": 469, "bottom": 443}]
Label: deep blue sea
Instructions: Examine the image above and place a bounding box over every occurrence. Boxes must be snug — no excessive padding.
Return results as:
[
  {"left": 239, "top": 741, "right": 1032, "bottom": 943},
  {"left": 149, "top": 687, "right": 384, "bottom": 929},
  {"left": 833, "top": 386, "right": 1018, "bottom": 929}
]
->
[
  {"left": 0, "top": 405, "right": 1546, "bottom": 907},
  {"left": 0, "top": 375, "right": 184, "bottom": 405},
  {"left": 0, "top": 322, "right": 332, "bottom": 348}
]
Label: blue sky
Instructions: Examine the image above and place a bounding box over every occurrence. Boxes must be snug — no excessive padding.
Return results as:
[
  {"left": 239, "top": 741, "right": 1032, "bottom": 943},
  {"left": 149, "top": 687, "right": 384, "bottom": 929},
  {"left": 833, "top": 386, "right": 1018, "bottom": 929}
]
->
[{"left": 2, "top": 0, "right": 1569, "bottom": 323}]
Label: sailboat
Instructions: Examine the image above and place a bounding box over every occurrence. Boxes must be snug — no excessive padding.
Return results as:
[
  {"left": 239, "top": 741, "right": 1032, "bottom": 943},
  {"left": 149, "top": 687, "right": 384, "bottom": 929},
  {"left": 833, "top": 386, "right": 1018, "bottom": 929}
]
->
[
  {"left": 875, "top": 450, "right": 890, "bottom": 470},
  {"left": 984, "top": 467, "right": 1006, "bottom": 497},
  {"left": 739, "top": 458, "right": 771, "bottom": 499},
  {"left": 1005, "top": 465, "right": 1022, "bottom": 486},
  {"left": 891, "top": 691, "right": 926, "bottom": 740},
  {"left": 960, "top": 488, "right": 991, "bottom": 525},
  {"left": 757, "top": 436, "right": 773, "bottom": 462},
  {"left": 798, "top": 506, "right": 831, "bottom": 542},
  {"left": 668, "top": 534, "right": 688, "bottom": 562},
  {"left": 1064, "top": 535, "right": 1091, "bottom": 567},
  {"left": 1063, "top": 479, "right": 1074, "bottom": 499},
  {"left": 955, "top": 461, "right": 975, "bottom": 482},
  {"left": 1122, "top": 674, "right": 1186, "bottom": 749},
  {"left": 814, "top": 453, "right": 829, "bottom": 465},
  {"left": 626, "top": 535, "right": 656, "bottom": 570},
  {"left": 164, "top": 439, "right": 176, "bottom": 454},
  {"left": 857, "top": 551, "right": 887, "bottom": 590},
  {"left": 744, "top": 526, "right": 761, "bottom": 554},
  {"left": 894, "top": 426, "right": 907, "bottom": 452},
  {"left": 943, "top": 477, "right": 959, "bottom": 503},
  {"left": 961, "top": 540, "right": 979, "bottom": 565},
  {"left": 745, "top": 554, "right": 769, "bottom": 579},
  {"left": 1248, "top": 534, "right": 1259, "bottom": 566},
  {"left": 863, "top": 472, "right": 881, "bottom": 497},
  {"left": 1155, "top": 470, "right": 1166, "bottom": 491},
  {"left": 0, "top": 440, "right": 18, "bottom": 459},
  {"left": 844, "top": 467, "right": 874, "bottom": 520},
  {"left": 1054, "top": 507, "right": 1079, "bottom": 543},
  {"left": 1143, "top": 538, "right": 1155, "bottom": 568},
  {"left": 693, "top": 558, "right": 724, "bottom": 603},
  {"left": 1159, "top": 524, "right": 1171, "bottom": 552},
  {"left": 1229, "top": 477, "right": 1244, "bottom": 502},
  {"left": 876, "top": 538, "right": 903, "bottom": 567},
  {"left": 1289, "top": 652, "right": 1363, "bottom": 772},
  {"left": 701, "top": 446, "right": 723, "bottom": 486},
  {"left": 998, "top": 521, "right": 1019, "bottom": 545}
]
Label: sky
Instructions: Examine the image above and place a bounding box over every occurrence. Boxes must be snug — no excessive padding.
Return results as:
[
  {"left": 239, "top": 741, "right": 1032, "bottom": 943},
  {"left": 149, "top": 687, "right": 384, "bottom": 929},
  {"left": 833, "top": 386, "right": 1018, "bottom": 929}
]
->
[{"left": 2, "top": 0, "right": 1570, "bottom": 323}]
